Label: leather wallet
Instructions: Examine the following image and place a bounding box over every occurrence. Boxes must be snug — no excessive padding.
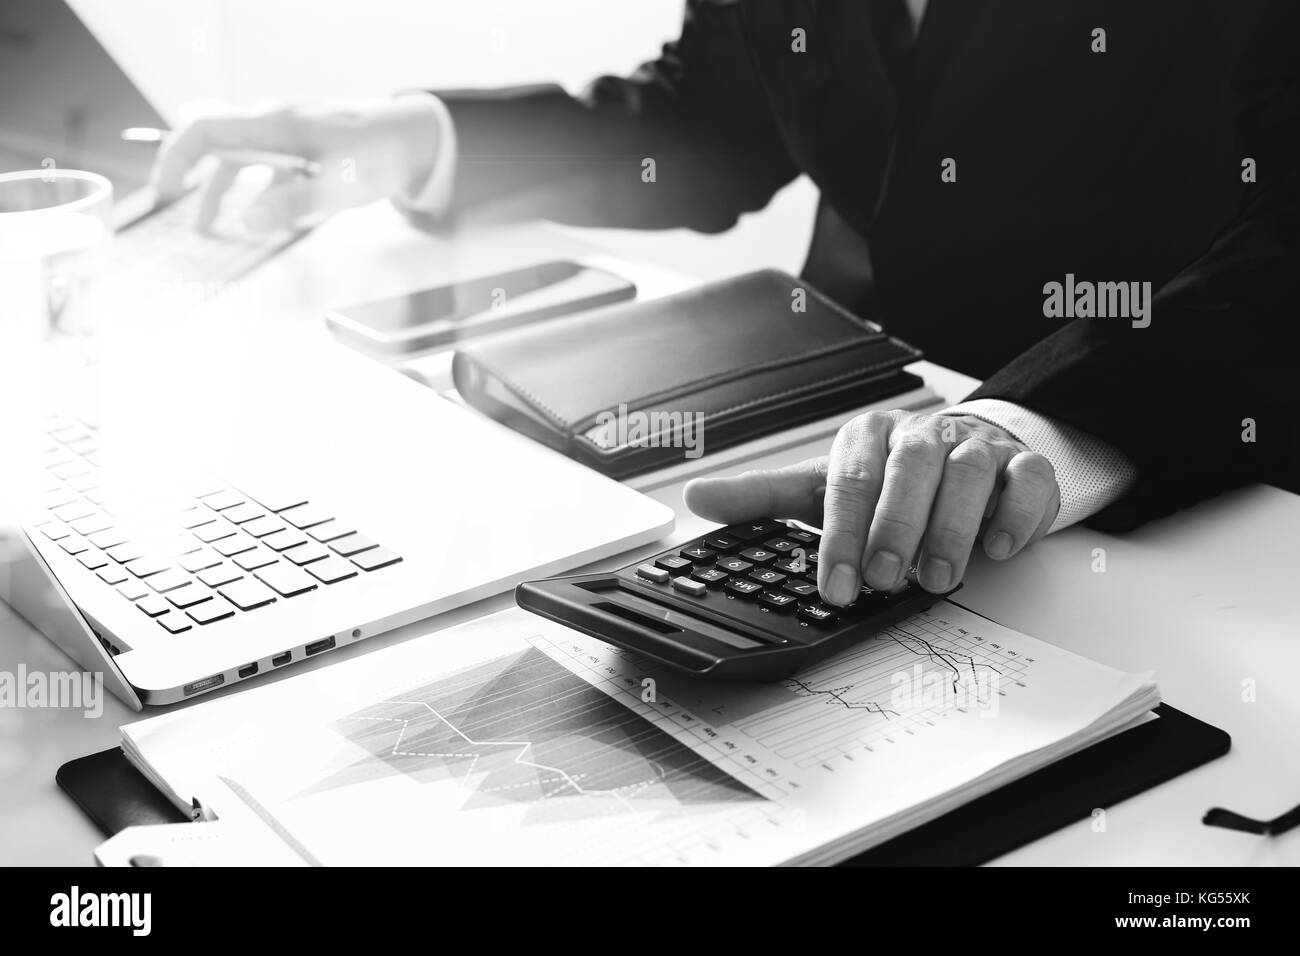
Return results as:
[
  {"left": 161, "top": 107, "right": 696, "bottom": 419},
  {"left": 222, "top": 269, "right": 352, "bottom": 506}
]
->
[{"left": 451, "top": 269, "right": 923, "bottom": 478}]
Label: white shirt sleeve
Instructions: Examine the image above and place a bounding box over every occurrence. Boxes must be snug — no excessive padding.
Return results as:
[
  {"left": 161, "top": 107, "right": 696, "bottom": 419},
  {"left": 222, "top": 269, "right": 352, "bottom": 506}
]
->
[
  {"left": 943, "top": 398, "right": 1138, "bottom": 531},
  {"left": 391, "top": 92, "right": 458, "bottom": 219}
]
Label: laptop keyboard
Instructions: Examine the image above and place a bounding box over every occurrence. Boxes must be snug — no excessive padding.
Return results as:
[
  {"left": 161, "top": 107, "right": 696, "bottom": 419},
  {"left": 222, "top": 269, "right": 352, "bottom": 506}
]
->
[{"left": 33, "top": 413, "right": 402, "bottom": 640}]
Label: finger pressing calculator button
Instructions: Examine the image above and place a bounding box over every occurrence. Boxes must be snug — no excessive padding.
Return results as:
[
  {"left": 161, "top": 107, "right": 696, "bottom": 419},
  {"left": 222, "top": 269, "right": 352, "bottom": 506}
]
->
[
  {"left": 725, "top": 578, "right": 764, "bottom": 600},
  {"left": 679, "top": 545, "right": 716, "bottom": 563},
  {"left": 798, "top": 603, "right": 839, "bottom": 626},
  {"left": 702, "top": 533, "right": 741, "bottom": 553},
  {"left": 760, "top": 591, "right": 798, "bottom": 613},
  {"left": 671, "top": 576, "right": 707, "bottom": 597},
  {"left": 654, "top": 555, "right": 693, "bottom": 574},
  {"left": 738, "top": 547, "right": 777, "bottom": 565},
  {"left": 636, "top": 564, "right": 670, "bottom": 584},
  {"left": 716, "top": 557, "right": 753, "bottom": 575},
  {"left": 690, "top": 567, "right": 730, "bottom": 589}
]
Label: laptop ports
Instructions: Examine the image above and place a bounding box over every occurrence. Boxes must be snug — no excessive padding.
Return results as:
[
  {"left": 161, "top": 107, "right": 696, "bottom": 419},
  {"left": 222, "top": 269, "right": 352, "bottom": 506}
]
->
[
  {"left": 238, "top": 662, "right": 259, "bottom": 679},
  {"left": 305, "top": 636, "right": 336, "bottom": 657},
  {"left": 271, "top": 651, "right": 292, "bottom": 667}
]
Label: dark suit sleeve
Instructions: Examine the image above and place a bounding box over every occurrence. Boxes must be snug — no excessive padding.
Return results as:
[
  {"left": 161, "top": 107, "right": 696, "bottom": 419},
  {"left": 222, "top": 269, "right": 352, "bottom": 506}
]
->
[
  {"left": 432, "top": 1, "right": 798, "bottom": 231},
  {"left": 965, "top": 1, "right": 1300, "bottom": 532}
]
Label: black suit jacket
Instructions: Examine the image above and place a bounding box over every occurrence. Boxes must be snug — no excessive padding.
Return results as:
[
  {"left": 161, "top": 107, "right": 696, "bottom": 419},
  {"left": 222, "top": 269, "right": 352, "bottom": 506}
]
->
[{"left": 436, "top": 0, "right": 1298, "bottom": 530}]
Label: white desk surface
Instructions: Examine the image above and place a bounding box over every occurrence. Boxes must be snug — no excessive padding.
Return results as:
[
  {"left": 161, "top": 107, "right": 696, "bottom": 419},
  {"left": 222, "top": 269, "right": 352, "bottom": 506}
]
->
[{"left": 2, "top": 202, "right": 1297, "bottom": 866}]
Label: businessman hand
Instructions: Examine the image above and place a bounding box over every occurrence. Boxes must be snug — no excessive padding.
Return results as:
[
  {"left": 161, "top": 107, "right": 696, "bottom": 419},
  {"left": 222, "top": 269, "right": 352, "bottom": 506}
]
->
[
  {"left": 150, "top": 96, "right": 445, "bottom": 233},
  {"left": 684, "top": 410, "right": 1060, "bottom": 605}
]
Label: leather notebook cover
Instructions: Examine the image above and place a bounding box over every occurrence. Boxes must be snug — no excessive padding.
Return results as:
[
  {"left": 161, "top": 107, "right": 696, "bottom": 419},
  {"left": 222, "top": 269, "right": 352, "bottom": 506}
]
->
[{"left": 451, "top": 269, "right": 923, "bottom": 478}]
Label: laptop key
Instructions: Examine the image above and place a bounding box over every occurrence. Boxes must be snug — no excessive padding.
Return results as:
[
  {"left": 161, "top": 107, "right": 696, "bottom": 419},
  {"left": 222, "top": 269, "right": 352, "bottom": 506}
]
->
[
  {"left": 255, "top": 563, "right": 318, "bottom": 597},
  {"left": 106, "top": 541, "right": 146, "bottom": 563},
  {"left": 351, "top": 548, "right": 402, "bottom": 572},
  {"left": 77, "top": 549, "right": 109, "bottom": 571},
  {"left": 304, "top": 555, "right": 358, "bottom": 584},
  {"left": 197, "top": 564, "right": 244, "bottom": 588},
  {"left": 51, "top": 500, "right": 95, "bottom": 523},
  {"left": 252, "top": 490, "right": 308, "bottom": 514},
  {"left": 40, "top": 521, "right": 72, "bottom": 541},
  {"left": 201, "top": 489, "right": 246, "bottom": 512},
  {"left": 177, "top": 507, "right": 216, "bottom": 530},
  {"left": 59, "top": 535, "right": 91, "bottom": 556},
  {"left": 166, "top": 583, "right": 213, "bottom": 609},
  {"left": 188, "top": 596, "right": 236, "bottom": 625},
  {"left": 179, "top": 548, "right": 222, "bottom": 573},
  {"left": 70, "top": 513, "right": 113, "bottom": 536},
  {"left": 193, "top": 520, "right": 237, "bottom": 544},
  {"left": 307, "top": 519, "right": 354, "bottom": 543},
  {"left": 213, "top": 533, "right": 257, "bottom": 557},
  {"left": 137, "top": 595, "right": 171, "bottom": 617},
  {"left": 88, "top": 527, "right": 130, "bottom": 550},
  {"left": 97, "top": 565, "right": 129, "bottom": 586},
  {"left": 220, "top": 578, "right": 277, "bottom": 610},
  {"left": 329, "top": 533, "right": 377, "bottom": 558},
  {"left": 222, "top": 502, "right": 266, "bottom": 524},
  {"left": 156, "top": 611, "right": 192, "bottom": 634},
  {"left": 117, "top": 580, "right": 151, "bottom": 601},
  {"left": 126, "top": 555, "right": 170, "bottom": 578},
  {"left": 148, "top": 568, "right": 191, "bottom": 593},
  {"left": 262, "top": 528, "right": 309, "bottom": 552},
  {"left": 233, "top": 547, "right": 279, "bottom": 571},
  {"left": 280, "top": 503, "right": 333, "bottom": 529},
  {"left": 241, "top": 515, "right": 286, "bottom": 538},
  {"left": 284, "top": 542, "right": 330, "bottom": 566}
]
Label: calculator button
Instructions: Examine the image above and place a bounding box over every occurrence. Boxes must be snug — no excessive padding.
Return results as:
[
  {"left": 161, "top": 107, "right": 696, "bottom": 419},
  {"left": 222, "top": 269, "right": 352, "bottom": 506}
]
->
[
  {"left": 783, "top": 580, "right": 820, "bottom": 599},
  {"left": 671, "top": 576, "right": 707, "bottom": 597},
  {"left": 654, "top": 555, "right": 693, "bottom": 574},
  {"left": 725, "top": 579, "right": 764, "bottom": 600},
  {"left": 690, "top": 567, "right": 730, "bottom": 589},
  {"left": 763, "top": 538, "right": 799, "bottom": 554},
  {"left": 716, "top": 557, "right": 753, "bottom": 575},
  {"left": 738, "top": 547, "right": 777, "bottom": 565},
  {"left": 702, "top": 534, "right": 741, "bottom": 553},
  {"left": 760, "top": 591, "right": 799, "bottom": 613},
  {"left": 749, "top": 568, "right": 788, "bottom": 587},
  {"left": 798, "top": 603, "right": 839, "bottom": 626},
  {"left": 774, "top": 556, "right": 811, "bottom": 576},
  {"left": 726, "top": 520, "right": 784, "bottom": 542},
  {"left": 678, "top": 545, "right": 716, "bottom": 563},
  {"left": 785, "top": 529, "right": 817, "bottom": 545},
  {"left": 636, "top": 564, "right": 670, "bottom": 584}
]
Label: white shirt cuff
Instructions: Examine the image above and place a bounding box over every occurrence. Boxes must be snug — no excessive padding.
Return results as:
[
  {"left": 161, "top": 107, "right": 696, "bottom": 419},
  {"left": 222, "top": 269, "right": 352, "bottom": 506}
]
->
[
  {"left": 943, "top": 398, "right": 1138, "bottom": 531},
  {"left": 391, "top": 92, "right": 457, "bottom": 219}
]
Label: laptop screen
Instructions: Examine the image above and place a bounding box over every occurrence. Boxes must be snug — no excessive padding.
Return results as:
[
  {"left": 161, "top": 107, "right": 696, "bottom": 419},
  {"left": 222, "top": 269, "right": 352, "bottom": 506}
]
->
[{"left": 0, "top": 0, "right": 165, "bottom": 198}]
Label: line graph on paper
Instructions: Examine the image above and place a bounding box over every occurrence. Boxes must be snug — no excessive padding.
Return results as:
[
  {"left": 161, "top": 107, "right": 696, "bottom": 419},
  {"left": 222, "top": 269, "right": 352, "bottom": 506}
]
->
[{"left": 732, "top": 610, "right": 1034, "bottom": 770}]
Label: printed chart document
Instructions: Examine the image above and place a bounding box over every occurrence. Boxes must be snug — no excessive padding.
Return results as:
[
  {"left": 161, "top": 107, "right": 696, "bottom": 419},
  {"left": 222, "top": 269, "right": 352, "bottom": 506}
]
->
[{"left": 98, "top": 604, "right": 1157, "bottom": 866}]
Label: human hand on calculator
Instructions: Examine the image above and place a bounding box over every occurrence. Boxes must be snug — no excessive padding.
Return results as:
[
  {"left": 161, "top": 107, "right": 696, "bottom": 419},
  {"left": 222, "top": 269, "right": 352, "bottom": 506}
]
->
[{"left": 683, "top": 409, "right": 1060, "bottom": 606}]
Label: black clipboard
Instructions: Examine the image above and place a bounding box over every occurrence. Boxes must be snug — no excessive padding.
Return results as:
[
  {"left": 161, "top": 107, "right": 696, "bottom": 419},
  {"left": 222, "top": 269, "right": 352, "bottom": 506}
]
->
[{"left": 57, "top": 703, "right": 1228, "bottom": 865}]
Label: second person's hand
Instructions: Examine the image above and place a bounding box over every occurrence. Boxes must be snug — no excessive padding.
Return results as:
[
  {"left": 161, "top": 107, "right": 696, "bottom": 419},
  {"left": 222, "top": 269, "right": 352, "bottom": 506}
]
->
[{"left": 150, "top": 96, "right": 446, "bottom": 233}]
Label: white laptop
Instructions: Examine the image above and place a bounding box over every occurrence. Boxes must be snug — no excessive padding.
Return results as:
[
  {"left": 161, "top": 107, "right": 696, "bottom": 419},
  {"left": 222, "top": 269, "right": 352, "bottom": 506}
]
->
[{"left": 0, "top": 338, "right": 674, "bottom": 708}]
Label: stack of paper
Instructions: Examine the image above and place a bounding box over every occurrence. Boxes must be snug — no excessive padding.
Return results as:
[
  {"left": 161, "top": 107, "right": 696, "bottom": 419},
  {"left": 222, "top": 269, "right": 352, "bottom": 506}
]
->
[{"left": 99, "top": 603, "right": 1157, "bottom": 866}]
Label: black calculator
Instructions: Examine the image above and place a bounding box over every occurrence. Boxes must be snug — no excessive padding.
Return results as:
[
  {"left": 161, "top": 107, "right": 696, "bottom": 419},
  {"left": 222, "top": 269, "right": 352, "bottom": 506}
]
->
[{"left": 516, "top": 518, "right": 957, "bottom": 681}]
